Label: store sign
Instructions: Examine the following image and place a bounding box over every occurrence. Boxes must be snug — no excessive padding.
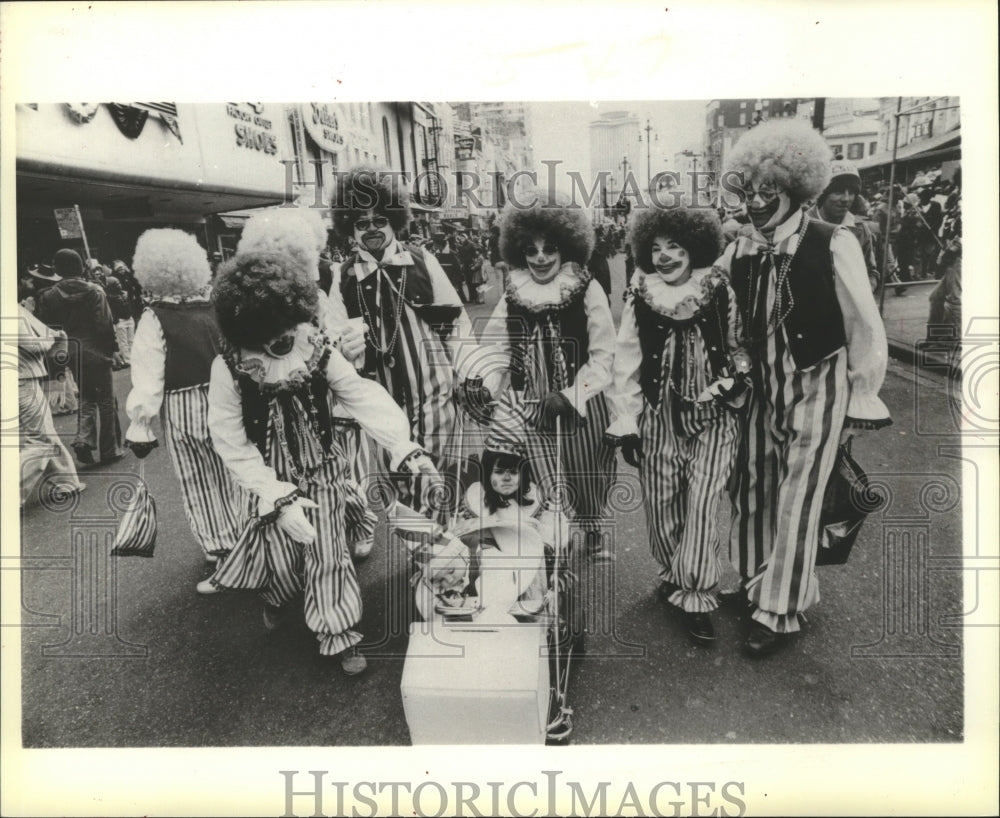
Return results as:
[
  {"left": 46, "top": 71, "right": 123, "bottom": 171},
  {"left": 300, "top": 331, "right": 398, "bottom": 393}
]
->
[
  {"left": 303, "top": 103, "right": 345, "bottom": 153},
  {"left": 53, "top": 207, "right": 84, "bottom": 239},
  {"left": 455, "top": 136, "right": 476, "bottom": 160},
  {"left": 226, "top": 103, "right": 277, "bottom": 155}
]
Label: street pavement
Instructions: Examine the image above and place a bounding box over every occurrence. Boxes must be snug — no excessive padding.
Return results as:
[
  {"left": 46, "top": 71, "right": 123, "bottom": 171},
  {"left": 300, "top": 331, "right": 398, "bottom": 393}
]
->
[{"left": 18, "top": 254, "right": 965, "bottom": 747}]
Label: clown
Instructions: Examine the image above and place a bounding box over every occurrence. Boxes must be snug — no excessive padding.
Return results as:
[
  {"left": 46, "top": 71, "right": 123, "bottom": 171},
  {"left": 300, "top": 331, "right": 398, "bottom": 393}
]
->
[
  {"left": 717, "top": 119, "right": 891, "bottom": 657},
  {"left": 206, "top": 250, "right": 442, "bottom": 675},
  {"left": 605, "top": 206, "right": 742, "bottom": 646},
  {"left": 478, "top": 190, "right": 617, "bottom": 563},
  {"left": 236, "top": 207, "right": 377, "bottom": 561},
  {"left": 329, "top": 166, "right": 483, "bottom": 520},
  {"left": 124, "top": 229, "right": 248, "bottom": 592}
]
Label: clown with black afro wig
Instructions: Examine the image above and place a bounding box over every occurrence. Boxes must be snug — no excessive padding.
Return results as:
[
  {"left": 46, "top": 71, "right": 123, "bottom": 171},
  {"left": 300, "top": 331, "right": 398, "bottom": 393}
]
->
[
  {"left": 605, "top": 204, "right": 744, "bottom": 646},
  {"left": 205, "top": 248, "right": 444, "bottom": 676},
  {"left": 476, "top": 187, "right": 617, "bottom": 566},
  {"left": 123, "top": 227, "right": 248, "bottom": 591},
  {"left": 328, "top": 165, "right": 488, "bottom": 523},
  {"left": 715, "top": 118, "right": 892, "bottom": 657}
]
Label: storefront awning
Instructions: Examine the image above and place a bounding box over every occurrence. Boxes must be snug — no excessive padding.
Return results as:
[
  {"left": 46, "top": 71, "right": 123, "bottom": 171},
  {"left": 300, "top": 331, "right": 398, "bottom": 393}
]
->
[
  {"left": 856, "top": 130, "right": 960, "bottom": 170},
  {"left": 409, "top": 201, "right": 442, "bottom": 213}
]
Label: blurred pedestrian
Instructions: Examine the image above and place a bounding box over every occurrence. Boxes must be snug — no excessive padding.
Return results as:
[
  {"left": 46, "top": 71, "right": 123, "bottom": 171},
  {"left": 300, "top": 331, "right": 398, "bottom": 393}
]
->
[
  {"left": 35, "top": 248, "right": 125, "bottom": 467},
  {"left": 105, "top": 277, "right": 134, "bottom": 368},
  {"left": 587, "top": 224, "right": 612, "bottom": 299},
  {"left": 17, "top": 305, "right": 86, "bottom": 508}
]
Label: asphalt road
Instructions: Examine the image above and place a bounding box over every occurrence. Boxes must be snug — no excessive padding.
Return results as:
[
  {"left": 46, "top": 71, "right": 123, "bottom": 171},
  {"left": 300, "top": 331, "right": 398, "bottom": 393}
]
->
[{"left": 18, "top": 254, "right": 964, "bottom": 747}]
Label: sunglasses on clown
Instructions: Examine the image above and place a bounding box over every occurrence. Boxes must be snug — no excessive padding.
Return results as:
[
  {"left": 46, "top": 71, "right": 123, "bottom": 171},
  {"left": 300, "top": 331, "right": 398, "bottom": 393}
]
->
[{"left": 355, "top": 216, "right": 390, "bottom": 230}]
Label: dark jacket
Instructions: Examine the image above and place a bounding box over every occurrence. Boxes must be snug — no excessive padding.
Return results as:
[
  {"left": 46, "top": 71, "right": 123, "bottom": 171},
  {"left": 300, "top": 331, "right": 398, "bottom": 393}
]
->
[{"left": 36, "top": 278, "right": 116, "bottom": 357}]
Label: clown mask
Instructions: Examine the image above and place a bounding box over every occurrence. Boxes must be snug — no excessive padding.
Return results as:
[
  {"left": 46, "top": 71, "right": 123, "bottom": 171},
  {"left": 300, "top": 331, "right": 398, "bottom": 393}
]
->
[
  {"left": 745, "top": 181, "right": 793, "bottom": 233},
  {"left": 522, "top": 237, "right": 562, "bottom": 284},
  {"left": 353, "top": 210, "right": 394, "bottom": 257},
  {"left": 650, "top": 235, "right": 692, "bottom": 285}
]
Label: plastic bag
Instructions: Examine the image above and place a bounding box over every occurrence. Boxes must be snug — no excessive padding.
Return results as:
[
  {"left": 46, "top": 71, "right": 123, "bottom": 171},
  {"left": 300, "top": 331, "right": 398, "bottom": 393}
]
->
[
  {"left": 816, "top": 444, "right": 885, "bottom": 566},
  {"left": 110, "top": 482, "right": 157, "bottom": 557}
]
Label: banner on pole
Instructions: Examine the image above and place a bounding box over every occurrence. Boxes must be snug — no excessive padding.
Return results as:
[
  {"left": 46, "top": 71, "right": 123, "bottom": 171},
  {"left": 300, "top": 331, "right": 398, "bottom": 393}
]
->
[{"left": 53, "top": 208, "right": 84, "bottom": 240}]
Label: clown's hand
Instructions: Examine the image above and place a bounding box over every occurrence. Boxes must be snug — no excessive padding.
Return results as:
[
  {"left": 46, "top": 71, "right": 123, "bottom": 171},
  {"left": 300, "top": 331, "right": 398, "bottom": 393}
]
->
[
  {"left": 276, "top": 497, "right": 319, "bottom": 544},
  {"left": 402, "top": 451, "right": 445, "bottom": 509},
  {"left": 338, "top": 321, "right": 367, "bottom": 365},
  {"left": 839, "top": 427, "right": 865, "bottom": 447},
  {"left": 538, "top": 391, "right": 580, "bottom": 432}
]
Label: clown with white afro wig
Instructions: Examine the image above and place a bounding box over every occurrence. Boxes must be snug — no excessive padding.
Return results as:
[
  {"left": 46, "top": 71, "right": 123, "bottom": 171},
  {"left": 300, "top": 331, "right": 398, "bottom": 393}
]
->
[
  {"left": 124, "top": 228, "right": 248, "bottom": 591},
  {"left": 715, "top": 118, "right": 892, "bottom": 658}
]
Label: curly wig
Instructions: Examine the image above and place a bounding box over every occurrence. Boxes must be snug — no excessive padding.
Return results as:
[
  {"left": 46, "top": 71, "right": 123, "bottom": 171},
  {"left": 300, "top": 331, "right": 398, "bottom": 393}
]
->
[
  {"left": 211, "top": 251, "right": 318, "bottom": 350},
  {"left": 629, "top": 206, "right": 724, "bottom": 273},
  {"left": 724, "top": 119, "right": 832, "bottom": 205},
  {"left": 498, "top": 189, "right": 594, "bottom": 268},
  {"left": 132, "top": 228, "right": 211, "bottom": 297},
  {"left": 330, "top": 165, "right": 410, "bottom": 239},
  {"left": 238, "top": 208, "right": 328, "bottom": 281}
]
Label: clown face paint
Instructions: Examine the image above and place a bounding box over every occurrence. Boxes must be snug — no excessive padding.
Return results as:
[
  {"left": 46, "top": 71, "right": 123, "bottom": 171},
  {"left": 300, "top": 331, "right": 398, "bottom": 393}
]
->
[
  {"left": 522, "top": 237, "right": 562, "bottom": 284},
  {"left": 745, "top": 182, "right": 793, "bottom": 232},
  {"left": 353, "top": 209, "right": 394, "bottom": 257},
  {"left": 650, "top": 235, "right": 692, "bottom": 285},
  {"left": 490, "top": 463, "right": 521, "bottom": 498}
]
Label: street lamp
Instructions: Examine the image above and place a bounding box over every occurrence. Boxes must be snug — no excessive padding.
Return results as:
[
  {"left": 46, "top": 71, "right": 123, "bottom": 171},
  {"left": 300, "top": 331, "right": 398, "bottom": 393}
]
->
[
  {"left": 681, "top": 150, "right": 705, "bottom": 204},
  {"left": 638, "top": 119, "right": 658, "bottom": 190}
]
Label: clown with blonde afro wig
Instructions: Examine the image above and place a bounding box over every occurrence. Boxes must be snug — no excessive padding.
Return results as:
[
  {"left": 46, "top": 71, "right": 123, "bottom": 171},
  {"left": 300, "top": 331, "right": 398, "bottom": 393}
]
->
[{"left": 124, "top": 228, "right": 249, "bottom": 591}]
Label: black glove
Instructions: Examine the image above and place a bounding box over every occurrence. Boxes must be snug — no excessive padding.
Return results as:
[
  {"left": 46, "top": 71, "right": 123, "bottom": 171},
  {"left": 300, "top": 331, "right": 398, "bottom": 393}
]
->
[
  {"left": 128, "top": 440, "right": 158, "bottom": 459},
  {"left": 537, "top": 391, "right": 580, "bottom": 433},
  {"left": 460, "top": 377, "right": 493, "bottom": 424},
  {"left": 603, "top": 433, "right": 643, "bottom": 468}
]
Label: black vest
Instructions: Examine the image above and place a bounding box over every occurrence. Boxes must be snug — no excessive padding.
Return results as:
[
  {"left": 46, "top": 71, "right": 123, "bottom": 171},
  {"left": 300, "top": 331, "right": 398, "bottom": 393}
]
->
[
  {"left": 151, "top": 302, "right": 221, "bottom": 391},
  {"left": 730, "top": 218, "right": 846, "bottom": 370},
  {"left": 505, "top": 268, "right": 591, "bottom": 392},
  {"left": 339, "top": 243, "right": 462, "bottom": 376},
  {"left": 632, "top": 281, "right": 731, "bottom": 409}
]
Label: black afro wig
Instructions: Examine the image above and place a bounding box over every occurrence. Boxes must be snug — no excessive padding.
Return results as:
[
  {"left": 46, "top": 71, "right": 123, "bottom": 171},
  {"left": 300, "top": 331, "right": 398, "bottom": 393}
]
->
[
  {"left": 629, "top": 206, "right": 725, "bottom": 274},
  {"left": 212, "top": 250, "right": 318, "bottom": 350},
  {"left": 498, "top": 192, "right": 594, "bottom": 268},
  {"left": 330, "top": 165, "right": 411, "bottom": 239}
]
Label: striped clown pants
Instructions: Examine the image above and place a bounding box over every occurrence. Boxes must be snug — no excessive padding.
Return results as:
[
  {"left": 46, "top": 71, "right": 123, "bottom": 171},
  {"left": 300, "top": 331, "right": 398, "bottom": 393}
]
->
[
  {"left": 729, "top": 337, "right": 849, "bottom": 634},
  {"left": 639, "top": 400, "right": 738, "bottom": 613},
  {"left": 161, "top": 385, "right": 248, "bottom": 560},
  {"left": 331, "top": 420, "right": 378, "bottom": 549}
]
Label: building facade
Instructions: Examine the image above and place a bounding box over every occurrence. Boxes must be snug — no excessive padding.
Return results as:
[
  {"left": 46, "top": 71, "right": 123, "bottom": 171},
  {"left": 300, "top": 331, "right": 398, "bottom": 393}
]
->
[{"left": 589, "top": 110, "right": 641, "bottom": 218}]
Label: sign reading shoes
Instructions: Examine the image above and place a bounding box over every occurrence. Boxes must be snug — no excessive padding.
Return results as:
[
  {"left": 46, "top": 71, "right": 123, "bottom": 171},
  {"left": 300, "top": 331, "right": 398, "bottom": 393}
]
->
[
  {"left": 226, "top": 103, "right": 277, "bottom": 155},
  {"left": 303, "top": 103, "right": 345, "bottom": 152}
]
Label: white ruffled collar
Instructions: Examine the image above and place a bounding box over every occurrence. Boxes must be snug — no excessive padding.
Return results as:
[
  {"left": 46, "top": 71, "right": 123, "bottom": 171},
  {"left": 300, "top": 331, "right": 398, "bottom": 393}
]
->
[
  {"left": 505, "top": 262, "right": 589, "bottom": 312},
  {"left": 233, "top": 323, "right": 327, "bottom": 392},
  {"left": 636, "top": 267, "right": 721, "bottom": 320}
]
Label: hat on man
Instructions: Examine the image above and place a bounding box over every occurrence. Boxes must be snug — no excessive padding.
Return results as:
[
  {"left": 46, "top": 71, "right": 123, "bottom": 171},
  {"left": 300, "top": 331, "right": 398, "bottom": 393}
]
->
[
  {"left": 829, "top": 158, "right": 860, "bottom": 182},
  {"left": 28, "top": 264, "right": 61, "bottom": 283},
  {"left": 53, "top": 248, "right": 85, "bottom": 278}
]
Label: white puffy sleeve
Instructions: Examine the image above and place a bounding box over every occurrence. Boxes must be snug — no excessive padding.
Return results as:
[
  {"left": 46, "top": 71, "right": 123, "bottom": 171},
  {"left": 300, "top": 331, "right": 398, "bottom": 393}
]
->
[
  {"left": 831, "top": 227, "right": 892, "bottom": 428},
  {"left": 606, "top": 293, "right": 643, "bottom": 438},
  {"left": 124, "top": 310, "right": 166, "bottom": 444},
  {"left": 207, "top": 356, "right": 298, "bottom": 513},
  {"left": 560, "top": 280, "right": 616, "bottom": 417}
]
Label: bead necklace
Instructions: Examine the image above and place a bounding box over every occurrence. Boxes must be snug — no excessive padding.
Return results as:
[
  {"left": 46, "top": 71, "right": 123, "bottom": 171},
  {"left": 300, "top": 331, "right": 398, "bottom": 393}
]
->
[
  {"left": 271, "top": 389, "right": 327, "bottom": 490},
  {"left": 740, "top": 214, "right": 806, "bottom": 349},
  {"left": 356, "top": 261, "right": 407, "bottom": 364},
  {"left": 666, "top": 284, "right": 730, "bottom": 401}
]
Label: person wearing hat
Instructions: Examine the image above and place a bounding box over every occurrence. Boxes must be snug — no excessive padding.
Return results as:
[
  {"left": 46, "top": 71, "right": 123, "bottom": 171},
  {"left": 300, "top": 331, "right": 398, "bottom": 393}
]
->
[
  {"left": 605, "top": 205, "right": 745, "bottom": 646},
  {"left": 808, "top": 158, "right": 881, "bottom": 293},
  {"left": 35, "top": 248, "right": 125, "bottom": 467},
  {"left": 124, "top": 229, "right": 248, "bottom": 593},
  {"left": 206, "top": 249, "right": 443, "bottom": 675},
  {"left": 716, "top": 119, "right": 891, "bottom": 657},
  {"left": 913, "top": 179, "right": 944, "bottom": 280},
  {"left": 329, "top": 166, "right": 485, "bottom": 521}
]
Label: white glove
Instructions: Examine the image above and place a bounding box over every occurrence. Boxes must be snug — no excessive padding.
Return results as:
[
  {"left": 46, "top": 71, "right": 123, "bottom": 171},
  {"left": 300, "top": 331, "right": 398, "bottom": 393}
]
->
[
  {"left": 338, "top": 321, "right": 367, "bottom": 365},
  {"left": 275, "top": 497, "right": 319, "bottom": 544}
]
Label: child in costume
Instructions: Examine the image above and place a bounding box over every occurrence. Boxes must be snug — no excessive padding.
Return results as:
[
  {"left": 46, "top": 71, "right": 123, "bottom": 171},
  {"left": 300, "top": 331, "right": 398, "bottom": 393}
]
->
[
  {"left": 124, "top": 229, "right": 247, "bottom": 593},
  {"left": 235, "top": 207, "right": 377, "bottom": 561},
  {"left": 329, "top": 166, "right": 484, "bottom": 521},
  {"left": 605, "top": 206, "right": 743, "bottom": 646},
  {"left": 717, "top": 119, "right": 891, "bottom": 657},
  {"left": 206, "top": 250, "right": 442, "bottom": 675},
  {"left": 478, "top": 191, "right": 617, "bottom": 562}
]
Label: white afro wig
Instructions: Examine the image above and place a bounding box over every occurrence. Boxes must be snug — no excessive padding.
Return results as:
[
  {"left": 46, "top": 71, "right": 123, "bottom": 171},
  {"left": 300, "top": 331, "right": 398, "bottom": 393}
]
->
[
  {"left": 724, "top": 119, "right": 832, "bottom": 204},
  {"left": 132, "top": 228, "right": 212, "bottom": 298},
  {"left": 237, "top": 208, "right": 328, "bottom": 281}
]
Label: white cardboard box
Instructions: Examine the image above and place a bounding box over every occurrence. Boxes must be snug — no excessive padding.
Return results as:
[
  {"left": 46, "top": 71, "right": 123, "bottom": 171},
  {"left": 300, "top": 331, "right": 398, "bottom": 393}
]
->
[{"left": 400, "top": 621, "right": 550, "bottom": 744}]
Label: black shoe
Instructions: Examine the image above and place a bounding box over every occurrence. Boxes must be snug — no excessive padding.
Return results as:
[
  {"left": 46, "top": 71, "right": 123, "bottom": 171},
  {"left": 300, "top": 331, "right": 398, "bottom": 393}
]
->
[
  {"left": 743, "top": 622, "right": 787, "bottom": 658},
  {"left": 719, "top": 586, "right": 750, "bottom": 608},
  {"left": 684, "top": 611, "right": 716, "bottom": 646},
  {"left": 73, "top": 444, "right": 95, "bottom": 466},
  {"left": 99, "top": 452, "right": 125, "bottom": 466},
  {"left": 656, "top": 580, "right": 681, "bottom": 605}
]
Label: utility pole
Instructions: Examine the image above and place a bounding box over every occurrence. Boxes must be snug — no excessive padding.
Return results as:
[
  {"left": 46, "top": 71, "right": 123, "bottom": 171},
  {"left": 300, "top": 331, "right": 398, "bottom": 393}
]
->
[
  {"left": 640, "top": 119, "right": 657, "bottom": 190},
  {"left": 812, "top": 97, "right": 826, "bottom": 132}
]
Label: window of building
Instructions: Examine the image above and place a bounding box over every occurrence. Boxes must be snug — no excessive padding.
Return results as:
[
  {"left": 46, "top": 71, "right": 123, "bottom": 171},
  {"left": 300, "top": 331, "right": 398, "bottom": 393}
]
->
[
  {"left": 717, "top": 115, "right": 724, "bottom": 128},
  {"left": 740, "top": 101, "right": 747, "bottom": 109},
  {"left": 830, "top": 144, "right": 843, "bottom": 156},
  {"left": 763, "top": 99, "right": 770, "bottom": 107},
  {"left": 847, "top": 142, "right": 864, "bottom": 160},
  {"left": 368, "top": 103, "right": 374, "bottom": 131},
  {"left": 869, "top": 141, "right": 877, "bottom": 156},
  {"left": 355, "top": 147, "right": 360, "bottom": 164},
  {"left": 739, "top": 112, "right": 746, "bottom": 125},
  {"left": 382, "top": 117, "right": 392, "bottom": 167}
]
